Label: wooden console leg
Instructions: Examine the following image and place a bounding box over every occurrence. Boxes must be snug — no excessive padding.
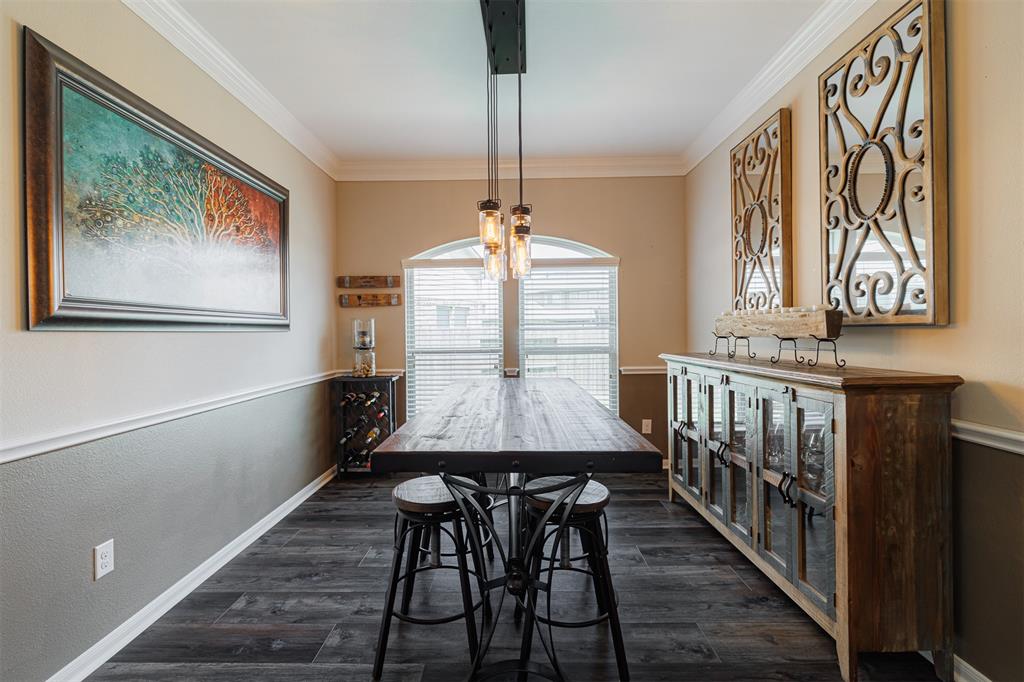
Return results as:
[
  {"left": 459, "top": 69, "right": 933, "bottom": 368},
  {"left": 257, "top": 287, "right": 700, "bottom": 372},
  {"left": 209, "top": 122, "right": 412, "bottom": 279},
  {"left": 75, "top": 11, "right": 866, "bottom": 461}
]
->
[
  {"left": 836, "top": 638, "right": 858, "bottom": 682},
  {"left": 931, "top": 648, "right": 954, "bottom": 682}
]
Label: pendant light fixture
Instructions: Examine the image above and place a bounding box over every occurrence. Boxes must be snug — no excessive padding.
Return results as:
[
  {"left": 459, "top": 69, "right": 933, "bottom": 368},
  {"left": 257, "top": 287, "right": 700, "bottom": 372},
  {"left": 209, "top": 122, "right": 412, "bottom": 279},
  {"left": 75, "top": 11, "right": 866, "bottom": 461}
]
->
[
  {"left": 478, "top": 43, "right": 506, "bottom": 281},
  {"left": 509, "top": 0, "right": 532, "bottom": 280}
]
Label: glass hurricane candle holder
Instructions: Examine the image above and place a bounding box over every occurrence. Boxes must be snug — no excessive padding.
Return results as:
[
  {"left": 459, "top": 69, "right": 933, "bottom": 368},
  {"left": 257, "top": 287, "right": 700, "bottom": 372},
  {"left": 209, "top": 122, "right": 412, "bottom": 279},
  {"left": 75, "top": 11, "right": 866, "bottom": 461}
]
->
[{"left": 353, "top": 318, "right": 375, "bottom": 350}]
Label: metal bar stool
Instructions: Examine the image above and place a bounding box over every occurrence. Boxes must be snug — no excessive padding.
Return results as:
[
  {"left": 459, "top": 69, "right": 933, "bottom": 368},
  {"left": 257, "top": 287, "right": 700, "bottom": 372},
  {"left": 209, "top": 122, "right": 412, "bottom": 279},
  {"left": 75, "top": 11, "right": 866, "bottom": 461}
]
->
[
  {"left": 422, "top": 472, "right": 498, "bottom": 562},
  {"left": 520, "top": 475, "right": 629, "bottom": 681},
  {"left": 373, "top": 475, "right": 490, "bottom": 681}
]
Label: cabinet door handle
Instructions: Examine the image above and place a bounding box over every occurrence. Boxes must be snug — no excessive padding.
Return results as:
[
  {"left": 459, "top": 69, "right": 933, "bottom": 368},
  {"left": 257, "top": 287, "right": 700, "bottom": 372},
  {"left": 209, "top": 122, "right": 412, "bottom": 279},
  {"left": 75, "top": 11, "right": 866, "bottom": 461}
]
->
[
  {"left": 785, "top": 475, "right": 798, "bottom": 508},
  {"left": 777, "top": 472, "right": 789, "bottom": 501}
]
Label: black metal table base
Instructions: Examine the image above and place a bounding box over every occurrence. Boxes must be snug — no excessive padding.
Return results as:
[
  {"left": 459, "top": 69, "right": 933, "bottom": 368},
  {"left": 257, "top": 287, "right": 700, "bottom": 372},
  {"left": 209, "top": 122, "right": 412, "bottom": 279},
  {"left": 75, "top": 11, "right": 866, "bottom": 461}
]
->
[{"left": 440, "top": 473, "right": 598, "bottom": 681}]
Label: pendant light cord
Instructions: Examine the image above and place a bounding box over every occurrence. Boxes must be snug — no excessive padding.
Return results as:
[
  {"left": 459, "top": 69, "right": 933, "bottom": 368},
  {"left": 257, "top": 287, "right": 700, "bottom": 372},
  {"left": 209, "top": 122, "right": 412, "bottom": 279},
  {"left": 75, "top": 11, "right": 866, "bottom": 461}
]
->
[
  {"left": 484, "top": 22, "right": 498, "bottom": 203},
  {"left": 485, "top": 55, "right": 491, "bottom": 200},
  {"left": 516, "top": 0, "right": 523, "bottom": 208}
]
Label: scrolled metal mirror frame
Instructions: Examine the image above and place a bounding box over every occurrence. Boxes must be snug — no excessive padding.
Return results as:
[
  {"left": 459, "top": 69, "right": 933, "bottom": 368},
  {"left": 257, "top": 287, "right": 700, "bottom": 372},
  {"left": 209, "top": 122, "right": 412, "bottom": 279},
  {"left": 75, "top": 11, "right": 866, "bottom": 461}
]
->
[
  {"left": 818, "top": 0, "right": 948, "bottom": 326},
  {"left": 730, "top": 109, "right": 793, "bottom": 312}
]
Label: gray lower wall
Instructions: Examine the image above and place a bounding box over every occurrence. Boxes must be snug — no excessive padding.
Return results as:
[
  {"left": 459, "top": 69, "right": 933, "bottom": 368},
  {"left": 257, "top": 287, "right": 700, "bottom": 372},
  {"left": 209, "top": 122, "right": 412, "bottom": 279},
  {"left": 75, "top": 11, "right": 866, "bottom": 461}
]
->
[
  {"left": 1, "top": 378, "right": 1020, "bottom": 681},
  {"left": 0, "top": 381, "right": 331, "bottom": 681},
  {"left": 952, "top": 440, "right": 1024, "bottom": 682}
]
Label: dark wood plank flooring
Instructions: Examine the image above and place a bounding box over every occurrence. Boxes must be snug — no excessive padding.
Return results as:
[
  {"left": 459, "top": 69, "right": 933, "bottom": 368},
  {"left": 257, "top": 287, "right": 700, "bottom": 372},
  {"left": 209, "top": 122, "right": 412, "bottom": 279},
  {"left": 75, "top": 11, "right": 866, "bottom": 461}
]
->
[{"left": 91, "top": 473, "right": 939, "bottom": 681}]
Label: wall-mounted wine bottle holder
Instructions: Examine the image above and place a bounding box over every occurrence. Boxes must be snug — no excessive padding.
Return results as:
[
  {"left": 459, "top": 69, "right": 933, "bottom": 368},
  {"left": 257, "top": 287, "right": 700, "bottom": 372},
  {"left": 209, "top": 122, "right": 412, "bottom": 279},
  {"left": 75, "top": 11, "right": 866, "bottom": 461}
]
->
[{"left": 329, "top": 375, "right": 400, "bottom": 474}]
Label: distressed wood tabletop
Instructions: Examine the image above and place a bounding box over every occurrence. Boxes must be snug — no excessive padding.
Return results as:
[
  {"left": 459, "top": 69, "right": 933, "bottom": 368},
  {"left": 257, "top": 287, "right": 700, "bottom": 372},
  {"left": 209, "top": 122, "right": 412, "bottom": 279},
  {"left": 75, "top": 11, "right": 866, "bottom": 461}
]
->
[{"left": 371, "top": 378, "right": 662, "bottom": 474}]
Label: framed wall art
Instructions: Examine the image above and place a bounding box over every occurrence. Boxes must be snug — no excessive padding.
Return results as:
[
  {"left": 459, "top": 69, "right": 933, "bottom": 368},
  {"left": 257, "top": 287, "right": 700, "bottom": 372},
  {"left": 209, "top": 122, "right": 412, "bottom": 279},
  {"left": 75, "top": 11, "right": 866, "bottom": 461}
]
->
[
  {"left": 24, "top": 28, "right": 290, "bottom": 330},
  {"left": 730, "top": 109, "right": 792, "bottom": 311},
  {"left": 819, "top": 0, "right": 947, "bottom": 325}
]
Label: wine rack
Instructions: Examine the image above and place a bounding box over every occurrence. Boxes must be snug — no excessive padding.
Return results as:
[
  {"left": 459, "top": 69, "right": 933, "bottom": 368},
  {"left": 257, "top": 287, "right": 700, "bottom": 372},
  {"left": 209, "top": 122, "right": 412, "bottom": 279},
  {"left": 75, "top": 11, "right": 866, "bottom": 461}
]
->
[{"left": 329, "top": 375, "right": 399, "bottom": 474}]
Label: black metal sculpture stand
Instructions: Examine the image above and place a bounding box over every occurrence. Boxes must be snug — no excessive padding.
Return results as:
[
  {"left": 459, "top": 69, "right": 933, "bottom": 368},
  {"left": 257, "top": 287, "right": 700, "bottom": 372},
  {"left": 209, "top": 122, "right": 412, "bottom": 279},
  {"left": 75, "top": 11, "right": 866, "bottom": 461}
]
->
[
  {"left": 708, "top": 333, "right": 730, "bottom": 357},
  {"left": 440, "top": 473, "right": 592, "bottom": 681},
  {"left": 731, "top": 335, "right": 756, "bottom": 359},
  {"left": 807, "top": 335, "right": 847, "bottom": 367},
  {"left": 709, "top": 332, "right": 755, "bottom": 359},
  {"left": 770, "top": 336, "right": 805, "bottom": 364}
]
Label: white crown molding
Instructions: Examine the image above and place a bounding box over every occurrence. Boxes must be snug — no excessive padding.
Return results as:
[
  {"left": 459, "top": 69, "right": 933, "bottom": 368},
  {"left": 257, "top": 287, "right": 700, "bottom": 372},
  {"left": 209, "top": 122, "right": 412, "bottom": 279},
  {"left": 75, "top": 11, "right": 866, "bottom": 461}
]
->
[
  {"left": 124, "top": 0, "right": 685, "bottom": 182},
  {"left": 334, "top": 156, "right": 686, "bottom": 182},
  {"left": 952, "top": 419, "right": 1024, "bottom": 457},
  {"left": 124, "top": 0, "right": 878, "bottom": 182},
  {"left": 0, "top": 370, "right": 344, "bottom": 466},
  {"left": 121, "top": 0, "right": 341, "bottom": 178},
  {"left": 679, "top": 0, "right": 878, "bottom": 174},
  {"left": 46, "top": 466, "right": 336, "bottom": 682}
]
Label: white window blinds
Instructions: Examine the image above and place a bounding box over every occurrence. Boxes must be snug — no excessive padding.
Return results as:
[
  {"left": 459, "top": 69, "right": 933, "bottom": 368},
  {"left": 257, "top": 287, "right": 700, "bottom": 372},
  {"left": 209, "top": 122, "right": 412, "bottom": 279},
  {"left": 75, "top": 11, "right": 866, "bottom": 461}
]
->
[
  {"left": 405, "top": 265, "right": 503, "bottom": 418},
  {"left": 518, "top": 265, "right": 619, "bottom": 411}
]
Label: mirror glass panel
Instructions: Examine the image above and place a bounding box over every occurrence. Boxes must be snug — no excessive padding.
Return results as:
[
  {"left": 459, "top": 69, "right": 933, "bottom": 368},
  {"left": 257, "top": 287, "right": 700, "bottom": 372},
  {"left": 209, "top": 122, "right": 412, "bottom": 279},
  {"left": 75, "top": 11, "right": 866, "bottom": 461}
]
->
[
  {"left": 820, "top": 0, "right": 946, "bottom": 325},
  {"left": 731, "top": 110, "right": 791, "bottom": 311}
]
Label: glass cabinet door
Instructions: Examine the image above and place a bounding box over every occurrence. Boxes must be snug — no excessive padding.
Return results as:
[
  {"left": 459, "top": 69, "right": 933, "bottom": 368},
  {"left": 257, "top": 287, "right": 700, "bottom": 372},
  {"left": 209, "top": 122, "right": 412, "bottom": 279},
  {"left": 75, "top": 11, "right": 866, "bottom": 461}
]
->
[
  {"left": 669, "top": 368, "right": 703, "bottom": 500},
  {"left": 756, "top": 386, "right": 794, "bottom": 578},
  {"left": 723, "top": 381, "right": 755, "bottom": 546},
  {"left": 705, "top": 375, "right": 727, "bottom": 522},
  {"left": 668, "top": 369, "right": 685, "bottom": 490},
  {"left": 792, "top": 394, "right": 836, "bottom": 616}
]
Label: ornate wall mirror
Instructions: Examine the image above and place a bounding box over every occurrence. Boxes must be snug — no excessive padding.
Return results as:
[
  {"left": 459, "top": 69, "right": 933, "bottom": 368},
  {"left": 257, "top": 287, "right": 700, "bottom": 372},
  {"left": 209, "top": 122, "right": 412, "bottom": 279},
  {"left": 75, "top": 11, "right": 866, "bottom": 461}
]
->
[
  {"left": 731, "top": 109, "right": 792, "bottom": 311},
  {"left": 819, "top": 0, "right": 948, "bottom": 325}
]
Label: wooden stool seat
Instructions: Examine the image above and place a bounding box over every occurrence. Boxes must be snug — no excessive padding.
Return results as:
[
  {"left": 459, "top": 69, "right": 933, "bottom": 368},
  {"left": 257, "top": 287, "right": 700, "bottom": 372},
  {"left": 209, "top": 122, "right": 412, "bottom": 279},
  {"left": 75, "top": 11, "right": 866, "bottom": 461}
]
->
[
  {"left": 525, "top": 476, "right": 610, "bottom": 514},
  {"left": 392, "top": 475, "right": 475, "bottom": 514}
]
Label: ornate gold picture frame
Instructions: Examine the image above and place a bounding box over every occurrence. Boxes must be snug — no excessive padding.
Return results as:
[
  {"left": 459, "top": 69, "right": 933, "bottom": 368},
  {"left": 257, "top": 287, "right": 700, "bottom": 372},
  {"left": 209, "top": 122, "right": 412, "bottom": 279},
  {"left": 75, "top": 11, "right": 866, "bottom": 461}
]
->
[
  {"left": 819, "top": 0, "right": 947, "bottom": 325},
  {"left": 731, "top": 109, "right": 792, "bottom": 311}
]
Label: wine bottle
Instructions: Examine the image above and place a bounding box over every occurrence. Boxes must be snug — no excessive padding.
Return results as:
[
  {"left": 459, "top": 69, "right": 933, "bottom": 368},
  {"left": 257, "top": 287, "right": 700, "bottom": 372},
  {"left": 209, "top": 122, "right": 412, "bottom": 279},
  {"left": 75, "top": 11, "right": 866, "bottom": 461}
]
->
[
  {"left": 375, "top": 406, "right": 390, "bottom": 421},
  {"left": 365, "top": 391, "right": 381, "bottom": 407},
  {"left": 339, "top": 426, "right": 360, "bottom": 444},
  {"left": 339, "top": 392, "right": 357, "bottom": 406},
  {"left": 354, "top": 414, "right": 370, "bottom": 426},
  {"left": 364, "top": 427, "right": 381, "bottom": 444}
]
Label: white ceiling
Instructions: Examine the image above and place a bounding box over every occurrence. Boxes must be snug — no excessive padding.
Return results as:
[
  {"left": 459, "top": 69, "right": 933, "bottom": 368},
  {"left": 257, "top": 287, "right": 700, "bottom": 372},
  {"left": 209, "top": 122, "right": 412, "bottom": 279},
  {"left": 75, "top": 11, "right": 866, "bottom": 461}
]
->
[{"left": 135, "top": 0, "right": 876, "bottom": 178}]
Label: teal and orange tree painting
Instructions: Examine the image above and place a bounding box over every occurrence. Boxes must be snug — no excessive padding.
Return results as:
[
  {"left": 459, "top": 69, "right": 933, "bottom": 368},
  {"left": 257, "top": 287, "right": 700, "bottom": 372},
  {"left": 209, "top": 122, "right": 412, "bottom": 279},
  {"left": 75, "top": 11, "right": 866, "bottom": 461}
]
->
[{"left": 61, "top": 85, "right": 284, "bottom": 314}]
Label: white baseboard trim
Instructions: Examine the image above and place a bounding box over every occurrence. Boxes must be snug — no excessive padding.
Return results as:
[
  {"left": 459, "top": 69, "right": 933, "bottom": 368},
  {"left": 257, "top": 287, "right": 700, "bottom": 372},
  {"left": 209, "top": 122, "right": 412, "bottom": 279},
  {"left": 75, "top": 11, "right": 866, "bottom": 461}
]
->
[
  {"left": 0, "top": 370, "right": 343, "bottom": 466},
  {"left": 919, "top": 651, "right": 992, "bottom": 682},
  {"left": 46, "top": 466, "right": 337, "bottom": 682}
]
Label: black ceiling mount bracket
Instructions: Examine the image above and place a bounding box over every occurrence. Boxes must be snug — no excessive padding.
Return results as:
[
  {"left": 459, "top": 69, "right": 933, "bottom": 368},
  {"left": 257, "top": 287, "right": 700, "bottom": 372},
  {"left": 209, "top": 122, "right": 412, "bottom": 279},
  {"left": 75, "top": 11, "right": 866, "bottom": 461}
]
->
[{"left": 480, "top": 0, "right": 525, "bottom": 75}]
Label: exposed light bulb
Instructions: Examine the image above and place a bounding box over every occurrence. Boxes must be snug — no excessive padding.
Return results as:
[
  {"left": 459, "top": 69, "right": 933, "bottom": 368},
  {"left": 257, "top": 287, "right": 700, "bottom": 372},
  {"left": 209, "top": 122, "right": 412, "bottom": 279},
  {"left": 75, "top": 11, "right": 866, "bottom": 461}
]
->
[
  {"left": 478, "top": 201, "right": 504, "bottom": 249},
  {"left": 483, "top": 244, "right": 507, "bottom": 282},
  {"left": 510, "top": 206, "right": 532, "bottom": 279}
]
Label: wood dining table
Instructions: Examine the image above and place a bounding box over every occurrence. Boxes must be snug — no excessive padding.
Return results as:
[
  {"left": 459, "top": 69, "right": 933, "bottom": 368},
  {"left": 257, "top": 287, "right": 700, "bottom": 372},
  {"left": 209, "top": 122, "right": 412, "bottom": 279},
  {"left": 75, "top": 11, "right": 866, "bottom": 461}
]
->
[{"left": 372, "top": 378, "right": 662, "bottom": 680}]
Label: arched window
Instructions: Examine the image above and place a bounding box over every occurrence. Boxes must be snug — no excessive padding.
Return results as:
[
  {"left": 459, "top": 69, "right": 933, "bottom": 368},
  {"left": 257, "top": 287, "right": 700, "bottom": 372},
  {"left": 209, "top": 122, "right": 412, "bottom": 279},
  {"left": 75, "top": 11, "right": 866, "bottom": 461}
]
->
[{"left": 403, "top": 236, "right": 619, "bottom": 416}]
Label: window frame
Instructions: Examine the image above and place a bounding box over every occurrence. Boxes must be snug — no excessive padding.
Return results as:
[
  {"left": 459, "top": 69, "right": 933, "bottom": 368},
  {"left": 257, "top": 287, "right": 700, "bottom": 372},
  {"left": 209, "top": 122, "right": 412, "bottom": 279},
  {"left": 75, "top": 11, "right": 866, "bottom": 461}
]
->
[{"left": 403, "top": 236, "right": 621, "bottom": 413}]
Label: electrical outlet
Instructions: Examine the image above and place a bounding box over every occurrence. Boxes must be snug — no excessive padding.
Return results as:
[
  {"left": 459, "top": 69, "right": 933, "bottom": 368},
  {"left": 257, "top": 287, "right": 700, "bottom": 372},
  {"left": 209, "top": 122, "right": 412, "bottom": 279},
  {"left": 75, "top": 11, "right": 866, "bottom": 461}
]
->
[
  {"left": 641, "top": 418, "right": 653, "bottom": 434},
  {"left": 94, "top": 539, "right": 114, "bottom": 580}
]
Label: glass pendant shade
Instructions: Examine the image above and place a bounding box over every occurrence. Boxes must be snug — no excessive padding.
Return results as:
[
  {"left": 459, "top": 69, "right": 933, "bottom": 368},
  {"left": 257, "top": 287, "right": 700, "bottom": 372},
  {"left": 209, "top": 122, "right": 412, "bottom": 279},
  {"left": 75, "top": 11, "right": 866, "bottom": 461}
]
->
[
  {"left": 510, "top": 206, "right": 532, "bottom": 279},
  {"left": 478, "top": 200, "right": 504, "bottom": 249},
  {"left": 511, "top": 232, "right": 531, "bottom": 279},
  {"left": 483, "top": 245, "right": 507, "bottom": 282}
]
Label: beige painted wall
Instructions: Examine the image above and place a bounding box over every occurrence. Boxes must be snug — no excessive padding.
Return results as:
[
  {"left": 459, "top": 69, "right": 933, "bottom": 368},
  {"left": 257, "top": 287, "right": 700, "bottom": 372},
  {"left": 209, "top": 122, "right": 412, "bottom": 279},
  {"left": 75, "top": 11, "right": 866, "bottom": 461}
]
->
[
  {"left": 682, "top": 0, "right": 1024, "bottom": 430},
  {"left": 0, "top": 2, "right": 337, "bottom": 679},
  {"left": 0, "top": 0, "right": 338, "bottom": 445},
  {"left": 336, "top": 176, "right": 686, "bottom": 373}
]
